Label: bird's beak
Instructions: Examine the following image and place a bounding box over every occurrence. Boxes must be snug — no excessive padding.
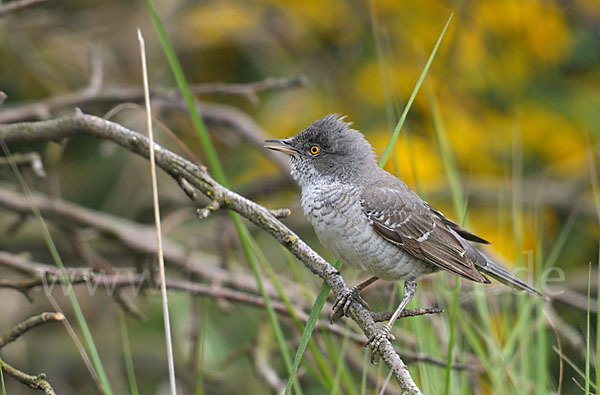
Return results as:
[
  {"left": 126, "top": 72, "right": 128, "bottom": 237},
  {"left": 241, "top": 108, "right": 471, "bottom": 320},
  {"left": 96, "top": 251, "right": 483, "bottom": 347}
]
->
[{"left": 264, "top": 138, "right": 298, "bottom": 156}]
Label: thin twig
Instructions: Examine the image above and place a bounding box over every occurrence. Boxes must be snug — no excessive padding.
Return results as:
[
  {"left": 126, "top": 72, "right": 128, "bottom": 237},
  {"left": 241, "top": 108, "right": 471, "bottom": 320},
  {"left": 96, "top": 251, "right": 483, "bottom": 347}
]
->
[
  {"left": 0, "top": 187, "right": 309, "bottom": 305},
  {"left": 0, "top": 81, "right": 297, "bottom": 179},
  {"left": 0, "top": 313, "right": 61, "bottom": 394},
  {"left": 67, "top": 230, "right": 145, "bottom": 320},
  {"left": 0, "top": 251, "right": 478, "bottom": 371},
  {"left": 0, "top": 358, "right": 55, "bottom": 395},
  {"left": 0, "top": 77, "right": 306, "bottom": 123},
  {"left": 0, "top": 152, "right": 46, "bottom": 178},
  {"left": 0, "top": 312, "right": 64, "bottom": 348},
  {"left": 370, "top": 307, "right": 443, "bottom": 322}
]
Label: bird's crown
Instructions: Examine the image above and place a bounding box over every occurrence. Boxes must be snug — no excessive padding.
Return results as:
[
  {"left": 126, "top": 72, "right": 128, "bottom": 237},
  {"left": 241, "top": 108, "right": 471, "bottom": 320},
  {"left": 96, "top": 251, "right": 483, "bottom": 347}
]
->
[{"left": 291, "top": 114, "right": 375, "bottom": 160}]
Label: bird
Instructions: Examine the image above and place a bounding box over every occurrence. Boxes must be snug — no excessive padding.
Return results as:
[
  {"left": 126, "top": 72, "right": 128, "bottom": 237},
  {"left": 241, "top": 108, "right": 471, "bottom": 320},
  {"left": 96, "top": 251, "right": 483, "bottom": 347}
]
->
[{"left": 265, "top": 114, "right": 545, "bottom": 358}]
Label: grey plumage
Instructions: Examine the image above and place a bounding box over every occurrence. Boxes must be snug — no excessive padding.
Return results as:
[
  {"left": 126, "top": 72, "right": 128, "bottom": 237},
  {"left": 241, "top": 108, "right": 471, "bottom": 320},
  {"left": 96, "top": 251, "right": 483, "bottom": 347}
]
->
[
  {"left": 266, "top": 114, "right": 546, "bottom": 357},
  {"left": 266, "top": 114, "right": 543, "bottom": 298}
]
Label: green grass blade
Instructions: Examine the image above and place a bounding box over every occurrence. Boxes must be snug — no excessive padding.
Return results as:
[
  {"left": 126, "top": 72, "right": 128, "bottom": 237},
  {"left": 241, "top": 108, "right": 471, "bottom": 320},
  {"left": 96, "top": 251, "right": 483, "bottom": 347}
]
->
[
  {"left": 597, "top": 240, "right": 600, "bottom": 393},
  {"left": 553, "top": 346, "right": 599, "bottom": 392},
  {"left": 144, "top": 0, "right": 226, "bottom": 185},
  {"left": 456, "top": 313, "right": 493, "bottom": 374},
  {"left": 586, "top": 264, "right": 591, "bottom": 395},
  {"left": 501, "top": 297, "right": 536, "bottom": 358},
  {"left": 119, "top": 313, "right": 139, "bottom": 395},
  {"left": 237, "top": 225, "right": 303, "bottom": 395},
  {"left": 584, "top": 132, "right": 600, "bottom": 391},
  {"left": 144, "top": 2, "right": 303, "bottom": 393},
  {"left": 532, "top": 215, "right": 547, "bottom": 395},
  {"left": 426, "top": 72, "right": 468, "bottom": 395},
  {"left": 285, "top": 275, "right": 335, "bottom": 395},
  {"left": 283, "top": 247, "right": 352, "bottom": 391},
  {"left": 43, "top": 217, "right": 114, "bottom": 394},
  {"left": 251, "top": 238, "right": 334, "bottom": 388},
  {"left": 360, "top": 348, "right": 368, "bottom": 395},
  {"left": 368, "top": 0, "right": 399, "bottom": 131},
  {"left": 0, "top": 142, "right": 113, "bottom": 394},
  {"left": 378, "top": 13, "right": 453, "bottom": 168},
  {"left": 543, "top": 208, "right": 579, "bottom": 270},
  {"left": 195, "top": 297, "right": 208, "bottom": 395},
  {"left": 426, "top": 83, "right": 463, "bottom": 215},
  {"left": 444, "top": 277, "right": 460, "bottom": 395},
  {"left": 535, "top": 303, "right": 548, "bottom": 395},
  {"left": 1, "top": 361, "right": 6, "bottom": 395},
  {"left": 328, "top": 331, "right": 352, "bottom": 395}
]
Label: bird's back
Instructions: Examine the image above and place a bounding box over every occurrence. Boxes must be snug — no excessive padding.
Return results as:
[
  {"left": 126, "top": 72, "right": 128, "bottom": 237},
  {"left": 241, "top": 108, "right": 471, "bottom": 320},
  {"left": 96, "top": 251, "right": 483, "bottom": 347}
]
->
[{"left": 300, "top": 175, "right": 436, "bottom": 281}]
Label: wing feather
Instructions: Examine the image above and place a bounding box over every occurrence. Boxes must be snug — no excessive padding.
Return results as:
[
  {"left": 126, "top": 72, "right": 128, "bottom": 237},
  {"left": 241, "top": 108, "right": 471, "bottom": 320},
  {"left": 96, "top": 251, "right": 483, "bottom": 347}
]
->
[{"left": 361, "top": 181, "right": 489, "bottom": 283}]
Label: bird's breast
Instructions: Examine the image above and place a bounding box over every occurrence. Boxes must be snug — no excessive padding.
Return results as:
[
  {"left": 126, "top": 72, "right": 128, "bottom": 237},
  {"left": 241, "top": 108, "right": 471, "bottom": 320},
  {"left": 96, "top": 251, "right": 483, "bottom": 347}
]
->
[{"left": 300, "top": 182, "right": 428, "bottom": 281}]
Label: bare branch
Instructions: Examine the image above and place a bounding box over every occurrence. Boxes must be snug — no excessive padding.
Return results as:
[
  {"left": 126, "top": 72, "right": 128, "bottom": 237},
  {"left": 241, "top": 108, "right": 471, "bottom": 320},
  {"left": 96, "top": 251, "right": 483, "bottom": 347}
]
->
[
  {"left": 269, "top": 208, "right": 291, "bottom": 219},
  {"left": 0, "top": 312, "right": 61, "bottom": 395},
  {"left": 0, "top": 251, "right": 475, "bottom": 372},
  {"left": 0, "top": 186, "right": 308, "bottom": 305},
  {"left": 0, "top": 358, "right": 56, "bottom": 395},
  {"left": 0, "top": 112, "right": 421, "bottom": 390},
  {"left": 162, "top": 100, "right": 293, "bottom": 179},
  {"left": 0, "top": 0, "right": 48, "bottom": 17},
  {"left": 0, "top": 152, "right": 46, "bottom": 178},
  {"left": 197, "top": 200, "right": 220, "bottom": 219},
  {"left": 67, "top": 230, "right": 145, "bottom": 320},
  {"left": 370, "top": 307, "right": 444, "bottom": 322},
  {"left": 0, "top": 76, "right": 305, "bottom": 123},
  {"left": 0, "top": 78, "right": 298, "bottom": 178},
  {"left": 189, "top": 75, "right": 307, "bottom": 105},
  {"left": 0, "top": 312, "right": 64, "bottom": 348}
]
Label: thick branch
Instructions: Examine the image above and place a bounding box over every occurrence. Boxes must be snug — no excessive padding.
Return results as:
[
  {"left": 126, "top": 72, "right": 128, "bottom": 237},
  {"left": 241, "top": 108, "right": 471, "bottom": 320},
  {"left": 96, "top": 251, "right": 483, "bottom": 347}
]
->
[
  {"left": 0, "top": 77, "right": 303, "bottom": 179},
  {"left": 0, "top": 112, "right": 421, "bottom": 391}
]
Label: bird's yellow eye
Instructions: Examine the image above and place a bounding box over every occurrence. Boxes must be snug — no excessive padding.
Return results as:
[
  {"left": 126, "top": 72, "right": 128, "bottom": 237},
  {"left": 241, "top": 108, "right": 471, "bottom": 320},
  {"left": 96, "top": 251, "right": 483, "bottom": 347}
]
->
[{"left": 310, "top": 145, "right": 320, "bottom": 155}]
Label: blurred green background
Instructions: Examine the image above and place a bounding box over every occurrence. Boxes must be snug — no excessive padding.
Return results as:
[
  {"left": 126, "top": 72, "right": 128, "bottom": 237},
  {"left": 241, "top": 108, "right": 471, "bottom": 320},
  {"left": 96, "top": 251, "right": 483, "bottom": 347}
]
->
[{"left": 0, "top": 0, "right": 599, "bottom": 393}]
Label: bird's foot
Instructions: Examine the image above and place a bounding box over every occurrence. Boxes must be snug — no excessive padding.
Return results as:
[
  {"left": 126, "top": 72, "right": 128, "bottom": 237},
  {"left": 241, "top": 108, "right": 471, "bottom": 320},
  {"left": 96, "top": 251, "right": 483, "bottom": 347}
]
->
[
  {"left": 330, "top": 287, "right": 370, "bottom": 324},
  {"left": 365, "top": 324, "right": 395, "bottom": 363}
]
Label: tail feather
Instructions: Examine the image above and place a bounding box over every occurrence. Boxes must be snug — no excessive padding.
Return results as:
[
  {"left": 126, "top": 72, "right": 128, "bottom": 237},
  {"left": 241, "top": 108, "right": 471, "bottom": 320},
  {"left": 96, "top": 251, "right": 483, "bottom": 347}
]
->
[{"left": 467, "top": 246, "right": 548, "bottom": 300}]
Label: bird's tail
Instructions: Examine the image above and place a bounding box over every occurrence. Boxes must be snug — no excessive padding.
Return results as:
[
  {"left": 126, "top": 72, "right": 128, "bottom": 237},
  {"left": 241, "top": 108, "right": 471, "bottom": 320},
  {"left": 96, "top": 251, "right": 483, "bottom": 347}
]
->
[{"left": 467, "top": 246, "right": 548, "bottom": 300}]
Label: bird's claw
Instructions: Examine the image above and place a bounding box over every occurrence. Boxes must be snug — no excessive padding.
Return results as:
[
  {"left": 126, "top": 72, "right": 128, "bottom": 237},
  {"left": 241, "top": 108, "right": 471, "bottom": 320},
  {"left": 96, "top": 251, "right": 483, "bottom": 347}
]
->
[
  {"left": 330, "top": 287, "right": 370, "bottom": 324},
  {"left": 365, "top": 324, "right": 395, "bottom": 363}
]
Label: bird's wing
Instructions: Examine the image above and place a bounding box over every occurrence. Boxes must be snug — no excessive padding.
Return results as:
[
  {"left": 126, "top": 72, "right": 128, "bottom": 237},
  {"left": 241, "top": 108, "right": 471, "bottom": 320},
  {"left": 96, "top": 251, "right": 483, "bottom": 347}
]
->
[
  {"left": 361, "top": 182, "right": 489, "bottom": 283},
  {"left": 426, "top": 203, "right": 490, "bottom": 244}
]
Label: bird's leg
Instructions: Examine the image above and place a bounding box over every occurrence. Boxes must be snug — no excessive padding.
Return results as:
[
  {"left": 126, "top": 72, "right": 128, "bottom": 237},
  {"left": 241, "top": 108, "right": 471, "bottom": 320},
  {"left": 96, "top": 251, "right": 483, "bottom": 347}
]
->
[
  {"left": 366, "top": 280, "right": 417, "bottom": 363},
  {"left": 330, "top": 276, "right": 379, "bottom": 323}
]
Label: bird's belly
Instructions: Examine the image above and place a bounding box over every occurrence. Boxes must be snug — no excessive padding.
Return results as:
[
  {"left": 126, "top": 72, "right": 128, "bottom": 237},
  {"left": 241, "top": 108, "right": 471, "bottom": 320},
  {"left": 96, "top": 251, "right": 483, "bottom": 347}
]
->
[{"left": 302, "top": 185, "right": 430, "bottom": 281}]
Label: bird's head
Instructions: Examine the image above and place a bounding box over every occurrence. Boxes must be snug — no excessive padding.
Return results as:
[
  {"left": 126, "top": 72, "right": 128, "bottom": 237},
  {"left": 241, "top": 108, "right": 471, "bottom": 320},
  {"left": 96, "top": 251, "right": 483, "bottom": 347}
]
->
[{"left": 265, "top": 114, "right": 378, "bottom": 187}]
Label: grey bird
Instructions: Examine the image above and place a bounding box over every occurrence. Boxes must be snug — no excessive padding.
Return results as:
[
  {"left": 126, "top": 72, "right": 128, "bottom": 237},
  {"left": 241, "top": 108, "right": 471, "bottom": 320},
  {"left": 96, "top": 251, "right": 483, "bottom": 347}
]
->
[{"left": 265, "top": 114, "right": 545, "bottom": 356}]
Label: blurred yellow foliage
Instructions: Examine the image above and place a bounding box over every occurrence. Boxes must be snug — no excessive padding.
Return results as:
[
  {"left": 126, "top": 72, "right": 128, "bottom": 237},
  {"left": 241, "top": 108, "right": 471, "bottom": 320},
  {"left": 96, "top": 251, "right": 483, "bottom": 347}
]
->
[
  {"left": 183, "top": 2, "right": 259, "bottom": 45},
  {"left": 475, "top": 0, "right": 571, "bottom": 63},
  {"left": 2, "top": 1, "right": 598, "bottom": 393}
]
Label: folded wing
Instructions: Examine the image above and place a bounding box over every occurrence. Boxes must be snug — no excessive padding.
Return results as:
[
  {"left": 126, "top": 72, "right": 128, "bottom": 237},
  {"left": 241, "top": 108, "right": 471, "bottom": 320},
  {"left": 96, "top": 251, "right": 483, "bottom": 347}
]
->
[{"left": 361, "top": 180, "right": 489, "bottom": 284}]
